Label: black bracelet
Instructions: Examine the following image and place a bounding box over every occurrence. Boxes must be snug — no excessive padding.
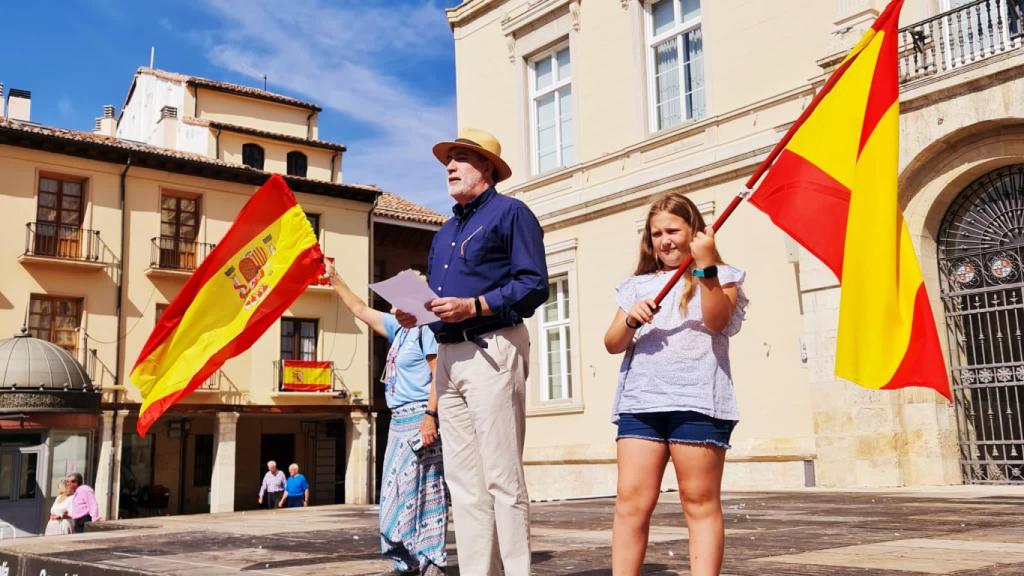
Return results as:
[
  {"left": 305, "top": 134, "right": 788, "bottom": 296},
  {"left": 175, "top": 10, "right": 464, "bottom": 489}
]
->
[
  {"left": 625, "top": 317, "right": 642, "bottom": 330},
  {"left": 425, "top": 409, "right": 439, "bottom": 420},
  {"left": 473, "top": 296, "right": 483, "bottom": 318}
]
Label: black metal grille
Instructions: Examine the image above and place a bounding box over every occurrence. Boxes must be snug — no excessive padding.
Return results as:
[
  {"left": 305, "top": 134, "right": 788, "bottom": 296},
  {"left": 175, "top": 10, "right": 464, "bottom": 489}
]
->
[
  {"left": 24, "top": 222, "right": 100, "bottom": 261},
  {"left": 938, "top": 164, "right": 1024, "bottom": 484},
  {"left": 150, "top": 236, "right": 215, "bottom": 271}
]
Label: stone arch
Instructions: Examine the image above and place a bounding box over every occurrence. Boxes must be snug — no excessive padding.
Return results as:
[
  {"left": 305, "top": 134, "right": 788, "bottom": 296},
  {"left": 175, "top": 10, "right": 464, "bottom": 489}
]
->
[{"left": 896, "top": 120, "right": 1024, "bottom": 355}]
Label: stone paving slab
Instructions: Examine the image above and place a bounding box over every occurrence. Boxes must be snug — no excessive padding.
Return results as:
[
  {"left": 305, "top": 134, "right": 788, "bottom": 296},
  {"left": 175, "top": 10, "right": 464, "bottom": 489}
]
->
[{"left": 1, "top": 488, "right": 1023, "bottom": 575}]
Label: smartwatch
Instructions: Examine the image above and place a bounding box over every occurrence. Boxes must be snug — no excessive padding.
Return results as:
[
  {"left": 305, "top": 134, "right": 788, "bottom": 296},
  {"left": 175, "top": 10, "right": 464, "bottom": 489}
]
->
[{"left": 692, "top": 265, "right": 719, "bottom": 279}]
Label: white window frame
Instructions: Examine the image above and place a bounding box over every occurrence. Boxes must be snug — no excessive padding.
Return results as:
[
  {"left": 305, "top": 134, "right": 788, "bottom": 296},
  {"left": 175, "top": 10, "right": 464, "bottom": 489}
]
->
[
  {"left": 645, "top": 0, "right": 705, "bottom": 132},
  {"left": 528, "top": 42, "right": 573, "bottom": 175},
  {"left": 539, "top": 275, "right": 573, "bottom": 401}
]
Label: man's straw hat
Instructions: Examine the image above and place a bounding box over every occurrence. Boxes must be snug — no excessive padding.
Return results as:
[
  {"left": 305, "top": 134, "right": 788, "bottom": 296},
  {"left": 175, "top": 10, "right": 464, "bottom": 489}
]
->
[{"left": 432, "top": 128, "right": 512, "bottom": 183}]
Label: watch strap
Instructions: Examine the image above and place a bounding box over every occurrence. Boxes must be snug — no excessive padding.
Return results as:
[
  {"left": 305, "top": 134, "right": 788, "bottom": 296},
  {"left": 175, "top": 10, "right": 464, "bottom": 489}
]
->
[{"left": 692, "top": 265, "right": 719, "bottom": 279}]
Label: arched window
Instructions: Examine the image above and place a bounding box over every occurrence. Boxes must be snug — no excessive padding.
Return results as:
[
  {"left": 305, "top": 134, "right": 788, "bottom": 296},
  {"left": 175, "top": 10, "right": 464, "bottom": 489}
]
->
[
  {"left": 287, "top": 151, "right": 308, "bottom": 177},
  {"left": 242, "top": 143, "right": 265, "bottom": 170}
]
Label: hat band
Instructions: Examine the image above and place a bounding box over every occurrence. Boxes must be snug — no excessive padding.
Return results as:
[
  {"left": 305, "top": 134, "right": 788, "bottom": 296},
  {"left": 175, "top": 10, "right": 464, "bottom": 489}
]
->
[{"left": 454, "top": 138, "right": 482, "bottom": 148}]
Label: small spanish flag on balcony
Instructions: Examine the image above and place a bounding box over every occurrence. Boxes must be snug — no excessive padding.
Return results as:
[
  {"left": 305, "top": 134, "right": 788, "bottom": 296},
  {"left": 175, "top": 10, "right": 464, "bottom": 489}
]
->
[
  {"left": 131, "top": 174, "right": 324, "bottom": 435},
  {"left": 281, "top": 360, "right": 333, "bottom": 391}
]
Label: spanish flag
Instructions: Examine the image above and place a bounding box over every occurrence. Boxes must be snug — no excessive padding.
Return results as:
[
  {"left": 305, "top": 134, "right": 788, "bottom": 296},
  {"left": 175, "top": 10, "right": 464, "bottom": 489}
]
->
[
  {"left": 281, "top": 360, "right": 332, "bottom": 392},
  {"left": 131, "top": 174, "right": 324, "bottom": 434},
  {"left": 749, "top": 0, "right": 950, "bottom": 399}
]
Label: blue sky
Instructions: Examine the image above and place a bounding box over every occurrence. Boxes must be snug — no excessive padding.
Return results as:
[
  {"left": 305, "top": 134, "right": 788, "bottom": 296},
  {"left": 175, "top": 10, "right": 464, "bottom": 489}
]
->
[{"left": 0, "top": 0, "right": 460, "bottom": 211}]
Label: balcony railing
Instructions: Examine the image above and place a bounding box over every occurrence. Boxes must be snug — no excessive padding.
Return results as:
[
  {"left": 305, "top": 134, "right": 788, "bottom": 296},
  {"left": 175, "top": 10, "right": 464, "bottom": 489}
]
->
[
  {"left": 273, "top": 360, "right": 345, "bottom": 394},
  {"left": 150, "top": 236, "right": 215, "bottom": 272},
  {"left": 198, "top": 370, "right": 223, "bottom": 391},
  {"left": 899, "top": 0, "right": 1024, "bottom": 84},
  {"left": 24, "top": 222, "right": 101, "bottom": 261}
]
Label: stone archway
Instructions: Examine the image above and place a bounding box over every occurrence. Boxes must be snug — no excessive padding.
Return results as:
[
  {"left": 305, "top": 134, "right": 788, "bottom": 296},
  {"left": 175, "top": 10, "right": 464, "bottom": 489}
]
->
[{"left": 937, "top": 164, "right": 1024, "bottom": 484}]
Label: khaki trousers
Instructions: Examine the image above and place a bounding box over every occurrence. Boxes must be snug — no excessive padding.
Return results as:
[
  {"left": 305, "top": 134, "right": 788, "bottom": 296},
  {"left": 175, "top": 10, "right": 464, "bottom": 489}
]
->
[{"left": 437, "top": 324, "right": 531, "bottom": 576}]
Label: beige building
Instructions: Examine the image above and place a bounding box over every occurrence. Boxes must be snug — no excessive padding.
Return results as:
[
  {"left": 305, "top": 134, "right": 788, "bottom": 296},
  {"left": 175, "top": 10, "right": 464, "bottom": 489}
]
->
[
  {"left": 445, "top": 0, "right": 1024, "bottom": 498},
  {"left": 0, "top": 69, "right": 443, "bottom": 536}
]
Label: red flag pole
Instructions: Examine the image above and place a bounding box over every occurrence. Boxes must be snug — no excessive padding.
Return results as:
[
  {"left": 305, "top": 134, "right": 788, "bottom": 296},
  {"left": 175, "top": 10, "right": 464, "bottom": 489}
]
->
[{"left": 651, "top": 0, "right": 901, "bottom": 306}]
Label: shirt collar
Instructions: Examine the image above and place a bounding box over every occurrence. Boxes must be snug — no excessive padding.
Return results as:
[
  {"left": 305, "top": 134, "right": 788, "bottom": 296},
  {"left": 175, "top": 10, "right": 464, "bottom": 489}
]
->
[{"left": 452, "top": 187, "right": 496, "bottom": 220}]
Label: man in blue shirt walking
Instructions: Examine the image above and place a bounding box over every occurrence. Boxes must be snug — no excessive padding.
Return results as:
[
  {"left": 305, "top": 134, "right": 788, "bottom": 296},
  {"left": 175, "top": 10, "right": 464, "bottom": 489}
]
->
[
  {"left": 279, "top": 463, "right": 309, "bottom": 508},
  {"left": 397, "top": 128, "right": 547, "bottom": 576}
]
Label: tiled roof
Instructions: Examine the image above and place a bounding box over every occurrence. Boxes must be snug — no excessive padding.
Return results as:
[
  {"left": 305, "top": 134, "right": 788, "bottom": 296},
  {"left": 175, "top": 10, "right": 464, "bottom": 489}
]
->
[
  {"left": 375, "top": 193, "right": 446, "bottom": 226},
  {"left": 185, "top": 118, "right": 346, "bottom": 152},
  {"left": 139, "top": 67, "right": 322, "bottom": 111},
  {"left": 0, "top": 118, "right": 378, "bottom": 203}
]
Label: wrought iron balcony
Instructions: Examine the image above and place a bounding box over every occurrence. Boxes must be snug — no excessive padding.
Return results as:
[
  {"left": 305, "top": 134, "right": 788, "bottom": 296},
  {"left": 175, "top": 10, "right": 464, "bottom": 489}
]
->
[
  {"left": 273, "top": 360, "right": 347, "bottom": 395},
  {"left": 899, "top": 0, "right": 1024, "bottom": 84},
  {"left": 23, "top": 222, "right": 101, "bottom": 262},
  {"left": 149, "top": 236, "right": 215, "bottom": 272}
]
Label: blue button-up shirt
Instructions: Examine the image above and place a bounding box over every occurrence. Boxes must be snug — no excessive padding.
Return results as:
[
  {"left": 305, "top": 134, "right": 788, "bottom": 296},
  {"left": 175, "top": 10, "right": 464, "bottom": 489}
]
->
[{"left": 427, "top": 187, "right": 548, "bottom": 337}]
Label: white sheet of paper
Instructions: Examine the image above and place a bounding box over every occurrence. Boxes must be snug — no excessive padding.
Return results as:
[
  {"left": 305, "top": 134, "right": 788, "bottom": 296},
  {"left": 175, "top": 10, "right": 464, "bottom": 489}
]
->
[{"left": 368, "top": 269, "right": 440, "bottom": 326}]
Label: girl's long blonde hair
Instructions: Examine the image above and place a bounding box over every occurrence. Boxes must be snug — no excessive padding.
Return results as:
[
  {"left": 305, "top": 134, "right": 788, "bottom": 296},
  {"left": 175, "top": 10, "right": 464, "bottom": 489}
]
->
[
  {"left": 634, "top": 192, "right": 723, "bottom": 310},
  {"left": 57, "top": 478, "right": 69, "bottom": 499}
]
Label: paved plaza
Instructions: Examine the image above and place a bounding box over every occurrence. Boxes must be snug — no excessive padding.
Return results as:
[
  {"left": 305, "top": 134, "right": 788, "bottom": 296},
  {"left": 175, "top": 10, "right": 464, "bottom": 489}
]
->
[{"left": 1, "top": 487, "right": 1023, "bottom": 575}]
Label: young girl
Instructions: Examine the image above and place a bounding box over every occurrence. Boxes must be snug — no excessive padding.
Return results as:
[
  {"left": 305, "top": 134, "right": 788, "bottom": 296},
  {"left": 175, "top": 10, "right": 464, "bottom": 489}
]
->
[{"left": 604, "top": 192, "right": 747, "bottom": 576}]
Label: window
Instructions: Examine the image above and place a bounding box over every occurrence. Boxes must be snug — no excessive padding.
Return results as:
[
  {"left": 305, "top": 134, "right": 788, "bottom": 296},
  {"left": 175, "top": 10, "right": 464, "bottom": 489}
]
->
[
  {"left": 193, "top": 434, "right": 213, "bottom": 487},
  {"left": 120, "top": 432, "right": 154, "bottom": 514},
  {"left": 539, "top": 276, "right": 573, "bottom": 400},
  {"left": 35, "top": 176, "right": 85, "bottom": 258},
  {"left": 159, "top": 194, "right": 199, "bottom": 269},
  {"left": 305, "top": 213, "right": 320, "bottom": 238},
  {"left": 647, "top": 0, "right": 704, "bottom": 131},
  {"left": 242, "top": 143, "right": 265, "bottom": 170},
  {"left": 50, "top": 432, "right": 89, "bottom": 496},
  {"left": 287, "top": 151, "right": 308, "bottom": 177},
  {"left": 28, "top": 295, "right": 82, "bottom": 355},
  {"left": 280, "top": 318, "right": 318, "bottom": 361},
  {"left": 530, "top": 44, "right": 574, "bottom": 174}
]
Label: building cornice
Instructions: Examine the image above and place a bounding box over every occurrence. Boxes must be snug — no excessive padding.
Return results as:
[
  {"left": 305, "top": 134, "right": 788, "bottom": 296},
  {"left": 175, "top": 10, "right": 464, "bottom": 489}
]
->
[
  {"left": 446, "top": 0, "right": 501, "bottom": 29},
  {"left": 187, "top": 118, "right": 347, "bottom": 152},
  {"left": 0, "top": 119, "right": 378, "bottom": 204}
]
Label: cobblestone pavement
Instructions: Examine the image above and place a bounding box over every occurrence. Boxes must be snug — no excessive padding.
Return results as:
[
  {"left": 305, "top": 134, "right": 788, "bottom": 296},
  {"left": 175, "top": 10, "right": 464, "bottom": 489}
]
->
[{"left": 1, "top": 487, "right": 1023, "bottom": 575}]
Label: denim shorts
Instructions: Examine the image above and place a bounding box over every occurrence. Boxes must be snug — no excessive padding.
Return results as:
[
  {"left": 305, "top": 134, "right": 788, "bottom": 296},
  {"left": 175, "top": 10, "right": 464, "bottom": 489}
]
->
[{"left": 617, "top": 411, "right": 737, "bottom": 449}]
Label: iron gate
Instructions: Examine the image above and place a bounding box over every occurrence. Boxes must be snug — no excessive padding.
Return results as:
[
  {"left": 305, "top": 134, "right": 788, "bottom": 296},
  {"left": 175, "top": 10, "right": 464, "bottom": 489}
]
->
[{"left": 938, "top": 164, "right": 1024, "bottom": 483}]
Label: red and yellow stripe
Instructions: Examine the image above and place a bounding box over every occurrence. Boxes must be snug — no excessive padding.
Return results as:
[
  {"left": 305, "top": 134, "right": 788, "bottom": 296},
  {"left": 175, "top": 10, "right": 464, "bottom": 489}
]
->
[
  {"left": 131, "top": 174, "right": 324, "bottom": 434},
  {"left": 750, "top": 0, "right": 950, "bottom": 398}
]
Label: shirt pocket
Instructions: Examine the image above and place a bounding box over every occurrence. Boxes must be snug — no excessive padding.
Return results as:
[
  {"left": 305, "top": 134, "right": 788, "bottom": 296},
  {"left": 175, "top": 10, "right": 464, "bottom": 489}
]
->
[{"left": 459, "top": 225, "right": 503, "bottom": 263}]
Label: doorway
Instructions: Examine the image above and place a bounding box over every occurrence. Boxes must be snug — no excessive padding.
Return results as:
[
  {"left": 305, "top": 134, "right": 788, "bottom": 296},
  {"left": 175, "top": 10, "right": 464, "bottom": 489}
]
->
[{"left": 0, "top": 433, "right": 47, "bottom": 537}]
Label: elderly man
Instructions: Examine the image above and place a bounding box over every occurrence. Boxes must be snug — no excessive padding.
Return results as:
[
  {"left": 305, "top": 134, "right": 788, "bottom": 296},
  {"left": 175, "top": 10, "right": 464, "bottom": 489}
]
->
[
  {"left": 279, "top": 463, "right": 309, "bottom": 508},
  {"left": 258, "top": 460, "right": 287, "bottom": 509},
  {"left": 67, "top": 472, "right": 100, "bottom": 533},
  {"left": 397, "top": 128, "right": 548, "bottom": 575}
]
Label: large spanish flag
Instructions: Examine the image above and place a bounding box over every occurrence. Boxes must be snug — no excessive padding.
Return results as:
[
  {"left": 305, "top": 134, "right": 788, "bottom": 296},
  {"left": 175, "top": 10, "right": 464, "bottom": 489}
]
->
[
  {"left": 749, "top": 0, "right": 950, "bottom": 399},
  {"left": 131, "top": 174, "right": 324, "bottom": 434}
]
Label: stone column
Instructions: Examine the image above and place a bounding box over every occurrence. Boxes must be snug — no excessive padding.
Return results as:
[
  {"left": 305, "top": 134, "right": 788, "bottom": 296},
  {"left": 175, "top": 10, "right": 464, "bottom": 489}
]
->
[
  {"left": 345, "top": 410, "right": 372, "bottom": 505},
  {"left": 92, "top": 410, "right": 115, "bottom": 519},
  {"left": 210, "top": 412, "right": 239, "bottom": 513}
]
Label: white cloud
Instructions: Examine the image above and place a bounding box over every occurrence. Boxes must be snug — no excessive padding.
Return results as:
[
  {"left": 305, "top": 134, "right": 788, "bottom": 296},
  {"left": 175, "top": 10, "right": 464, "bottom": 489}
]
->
[{"left": 197, "top": 0, "right": 457, "bottom": 211}]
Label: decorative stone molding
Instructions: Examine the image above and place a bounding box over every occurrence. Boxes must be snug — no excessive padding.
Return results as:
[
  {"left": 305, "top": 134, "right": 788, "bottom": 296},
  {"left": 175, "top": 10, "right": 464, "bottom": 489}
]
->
[
  {"left": 507, "top": 34, "right": 517, "bottom": 63},
  {"left": 570, "top": 0, "right": 581, "bottom": 31},
  {"left": 501, "top": 0, "right": 572, "bottom": 35}
]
